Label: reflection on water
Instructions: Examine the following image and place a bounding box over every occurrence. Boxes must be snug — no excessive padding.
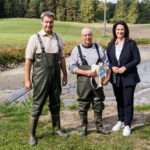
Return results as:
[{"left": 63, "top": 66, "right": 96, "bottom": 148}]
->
[
  {"left": 104, "top": 60, "right": 150, "bottom": 106},
  {"left": 62, "top": 59, "right": 150, "bottom": 106},
  {"left": 138, "top": 60, "right": 150, "bottom": 83},
  {"left": 1, "top": 47, "right": 150, "bottom": 106}
]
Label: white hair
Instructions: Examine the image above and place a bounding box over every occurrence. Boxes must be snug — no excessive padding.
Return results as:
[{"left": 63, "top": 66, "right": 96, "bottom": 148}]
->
[{"left": 81, "top": 28, "right": 92, "bottom": 34}]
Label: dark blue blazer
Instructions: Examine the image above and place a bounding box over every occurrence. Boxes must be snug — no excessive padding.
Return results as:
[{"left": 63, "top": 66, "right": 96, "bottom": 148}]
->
[{"left": 107, "top": 39, "right": 141, "bottom": 87}]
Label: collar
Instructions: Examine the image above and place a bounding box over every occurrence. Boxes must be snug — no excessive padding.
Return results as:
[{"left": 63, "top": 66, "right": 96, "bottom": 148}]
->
[
  {"left": 115, "top": 37, "right": 125, "bottom": 46},
  {"left": 39, "top": 29, "right": 54, "bottom": 37},
  {"left": 82, "top": 43, "right": 93, "bottom": 49}
]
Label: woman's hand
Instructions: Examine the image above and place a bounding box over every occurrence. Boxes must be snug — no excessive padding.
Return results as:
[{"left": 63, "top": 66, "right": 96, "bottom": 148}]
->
[
  {"left": 112, "top": 66, "right": 120, "bottom": 74},
  {"left": 118, "top": 66, "right": 127, "bottom": 74}
]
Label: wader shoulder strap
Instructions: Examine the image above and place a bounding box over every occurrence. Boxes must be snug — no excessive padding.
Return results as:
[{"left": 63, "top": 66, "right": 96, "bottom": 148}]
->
[
  {"left": 77, "top": 45, "right": 88, "bottom": 65},
  {"left": 54, "top": 33, "right": 61, "bottom": 55},
  {"left": 36, "top": 33, "right": 45, "bottom": 53},
  {"left": 94, "top": 43, "right": 101, "bottom": 62}
]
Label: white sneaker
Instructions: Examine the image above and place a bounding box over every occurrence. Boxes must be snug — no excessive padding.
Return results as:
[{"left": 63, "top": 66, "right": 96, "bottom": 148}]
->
[
  {"left": 123, "top": 126, "right": 131, "bottom": 136},
  {"left": 112, "top": 121, "right": 124, "bottom": 131}
]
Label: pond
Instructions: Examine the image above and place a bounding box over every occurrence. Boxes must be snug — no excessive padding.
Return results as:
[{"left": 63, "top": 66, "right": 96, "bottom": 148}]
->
[{"left": 0, "top": 46, "right": 150, "bottom": 106}]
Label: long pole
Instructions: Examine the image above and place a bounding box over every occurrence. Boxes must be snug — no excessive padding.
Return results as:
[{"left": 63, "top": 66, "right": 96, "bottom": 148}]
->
[{"left": 104, "top": 0, "right": 107, "bottom": 36}]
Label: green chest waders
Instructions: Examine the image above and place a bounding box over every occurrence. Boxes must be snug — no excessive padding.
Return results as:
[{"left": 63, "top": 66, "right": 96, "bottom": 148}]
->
[
  {"left": 77, "top": 45, "right": 110, "bottom": 136},
  {"left": 29, "top": 34, "right": 67, "bottom": 146},
  {"left": 77, "top": 45, "right": 105, "bottom": 115},
  {"left": 31, "top": 33, "right": 61, "bottom": 117}
]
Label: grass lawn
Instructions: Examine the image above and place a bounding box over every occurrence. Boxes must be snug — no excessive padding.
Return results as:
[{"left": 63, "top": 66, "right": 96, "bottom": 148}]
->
[
  {"left": 0, "top": 18, "right": 110, "bottom": 49},
  {"left": 0, "top": 18, "right": 150, "bottom": 65},
  {"left": 0, "top": 101, "right": 150, "bottom": 150},
  {"left": 137, "top": 24, "right": 150, "bottom": 28}
]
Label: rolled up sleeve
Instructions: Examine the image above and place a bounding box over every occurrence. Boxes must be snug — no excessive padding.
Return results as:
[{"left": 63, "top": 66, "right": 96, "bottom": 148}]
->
[
  {"left": 25, "top": 34, "right": 37, "bottom": 60},
  {"left": 69, "top": 47, "right": 79, "bottom": 74},
  {"left": 98, "top": 45, "right": 110, "bottom": 70},
  {"left": 57, "top": 34, "right": 65, "bottom": 58}
]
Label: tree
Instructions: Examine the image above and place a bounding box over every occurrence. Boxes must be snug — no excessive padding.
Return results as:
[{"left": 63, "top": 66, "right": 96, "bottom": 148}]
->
[
  {"left": 25, "top": 0, "right": 40, "bottom": 18},
  {"left": 138, "top": 0, "right": 150, "bottom": 23},
  {"left": 56, "top": 0, "right": 66, "bottom": 21},
  {"left": 66, "top": 0, "right": 80, "bottom": 22},
  {"left": 113, "top": 0, "right": 130, "bottom": 22},
  {"left": 39, "top": 1, "right": 47, "bottom": 16},
  {"left": 79, "top": 0, "right": 97, "bottom": 23},
  {"left": 95, "top": 1, "right": 104, "bottom": 21},
  {"left": 0, "top": 0, "right": 5, "bottom": 17},
  {"left": 46, "top": 0, "right": 58, "bottom": 15},
  {"left": 16, "top": 0, "right": 29, "bottom": 17},
  {"left": 127, "top": 0, "right": 139, "bottom": 24},
  {"left": 107, "top": 2, "right": 115, "bottom": 22},
  {"left": 4, "top": 0, "right": 11, "bottom": 17}
]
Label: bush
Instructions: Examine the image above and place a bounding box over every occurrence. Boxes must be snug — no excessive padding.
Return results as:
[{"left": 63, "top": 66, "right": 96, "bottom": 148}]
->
[{"left": 0, "top": 46, "right": 25, "bottom": 65}]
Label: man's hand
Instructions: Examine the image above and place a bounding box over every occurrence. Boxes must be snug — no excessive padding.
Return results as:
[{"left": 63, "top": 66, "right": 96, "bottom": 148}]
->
[
  {"left": 102, "top": 69, "right": 110, "bottom": 86},
  {"left": 102, "top": 77, "right": 109, "bottom": 86},
  {"left": 75, "top": 68, "right": 96, "bottom": 77},
  {"left": 25, "top": 80, "right": 32, "bottom": 90},
  {"left": 60, "top": 57, "right": 67, "bottom": 86},
  {"left": 62, "top": 75, "right": 67, "bottom": 86},
  {"left": 85, "top": 70, "right": 96, "bottom": 77},
  {"left": 25, "top": 58, "right": 32, "bottom": 90}
]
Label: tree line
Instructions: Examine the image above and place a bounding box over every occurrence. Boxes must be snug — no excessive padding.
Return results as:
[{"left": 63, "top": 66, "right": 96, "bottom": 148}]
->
[{"left": 0, "top": 0, "right": 150, "bottom": 24}]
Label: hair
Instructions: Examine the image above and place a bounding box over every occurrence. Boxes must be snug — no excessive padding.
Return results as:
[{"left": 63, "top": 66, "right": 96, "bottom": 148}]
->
[
  {"left": 40, "top": 11, "right": 55, "bottom": 20},
  {"left": 111, "top": 21, "right": 131, "bottom": 42},
  {"left": 81, "top": 27, "right": 92, "bottom": 35}
]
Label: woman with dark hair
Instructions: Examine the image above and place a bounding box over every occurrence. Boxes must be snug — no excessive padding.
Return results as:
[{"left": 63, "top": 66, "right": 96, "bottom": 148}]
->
[{"left": 107, "top": 21, "right": 141, "bottom": 136}]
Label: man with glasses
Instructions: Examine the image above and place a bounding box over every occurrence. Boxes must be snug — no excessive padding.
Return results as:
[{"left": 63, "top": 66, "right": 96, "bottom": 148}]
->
[
  {"left": 69, "top": 27, "right": 110, "bottom": 136},
  {"left": 25, "top": 11, "right": 68, "bottom": 146}
]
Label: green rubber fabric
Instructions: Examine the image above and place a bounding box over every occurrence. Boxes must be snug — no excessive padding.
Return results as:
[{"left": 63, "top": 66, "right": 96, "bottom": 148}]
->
[
  {"left": 31, "top": 53, "right": 61, "bottom": 117},
  {"left": 77, "top": 65, "right": 105, "bottom": 115}
]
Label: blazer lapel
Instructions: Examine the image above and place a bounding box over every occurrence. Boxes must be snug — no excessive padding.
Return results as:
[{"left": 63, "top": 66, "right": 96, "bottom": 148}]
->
[
  {"left": 111, "top": 43, "right": 118, "bottom": 65},
  {"left": 118, "top": 39, "right": 128, "bottom": 65}
]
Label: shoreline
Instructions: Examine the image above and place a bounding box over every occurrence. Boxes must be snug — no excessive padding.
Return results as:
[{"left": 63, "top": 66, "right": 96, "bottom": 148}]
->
[{"left": 0, "top": 45, "right": 150, "bottom": 105}]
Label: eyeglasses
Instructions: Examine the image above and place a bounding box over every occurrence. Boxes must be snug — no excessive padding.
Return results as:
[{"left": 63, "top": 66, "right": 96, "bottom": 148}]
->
[{"left": 82, "top": 34, "right": 92, "bottom": 37}]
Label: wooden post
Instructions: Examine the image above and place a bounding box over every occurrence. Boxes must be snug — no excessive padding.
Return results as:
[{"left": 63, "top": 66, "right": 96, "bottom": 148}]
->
[{"left": 104, "top": 0, "right": 107, "bottom": 36}]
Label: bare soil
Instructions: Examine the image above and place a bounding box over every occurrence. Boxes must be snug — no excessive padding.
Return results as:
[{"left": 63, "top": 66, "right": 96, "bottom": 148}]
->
[
  {"left": 39, "top": 106, "right": 150, "bottom": 135},
  {"left": 94, "top": 23, "right": 150, "bottom": 39}
]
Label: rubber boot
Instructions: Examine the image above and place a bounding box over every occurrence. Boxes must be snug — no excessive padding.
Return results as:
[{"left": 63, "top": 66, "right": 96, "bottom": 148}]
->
[
  {"left": 29, "top": 116, "right": 39, "bottom": 146},
  {"left": 51, "top": 114, "right": 68, "bottom": 138},
  {"left": 79, "top": 114, "right": 88, "bottom": 137},
  {"left": 94, "top": 113, "right": 110, "bottom": 134}
]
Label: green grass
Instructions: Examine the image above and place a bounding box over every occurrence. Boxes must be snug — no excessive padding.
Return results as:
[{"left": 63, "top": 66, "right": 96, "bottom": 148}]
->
[
  {"left": 134, "top": 104, "right": 150, "bottom": 112},
  {"left": 136, "top": 24, "right": 150, "bottom": 28},
  {"left": 134, "top": 38, "right": 150, "bottom": 45},
  {"left": 0, "top": 18, "right": 110, "bottom": 64},
  {"left": 0, "top": 102, "right": 150, "bottom": 150},
  {"left": 0, "top": 18, "right": 109, "bottom": 49},
  {"left": 0, "top": 18, "right": 41, "bottom": 48},
  {"left": 0, "top": 18, "right": 150, "bottom": 65}
]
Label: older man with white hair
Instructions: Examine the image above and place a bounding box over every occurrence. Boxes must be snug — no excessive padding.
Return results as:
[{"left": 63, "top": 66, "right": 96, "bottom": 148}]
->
[{"left": 69, "top": 27, "right": 110, "bottom": 136}]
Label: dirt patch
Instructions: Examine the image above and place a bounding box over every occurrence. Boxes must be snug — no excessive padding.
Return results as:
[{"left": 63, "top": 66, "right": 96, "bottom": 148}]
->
[
  {"left": 94, "top": 24, "right": 150, "bottom": 39},
  {"left": 134, "top": 138, "right": 150, "bottom": 150},
  {"left": 39, "top": 106, "right": 150, "bottom": 135}
]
